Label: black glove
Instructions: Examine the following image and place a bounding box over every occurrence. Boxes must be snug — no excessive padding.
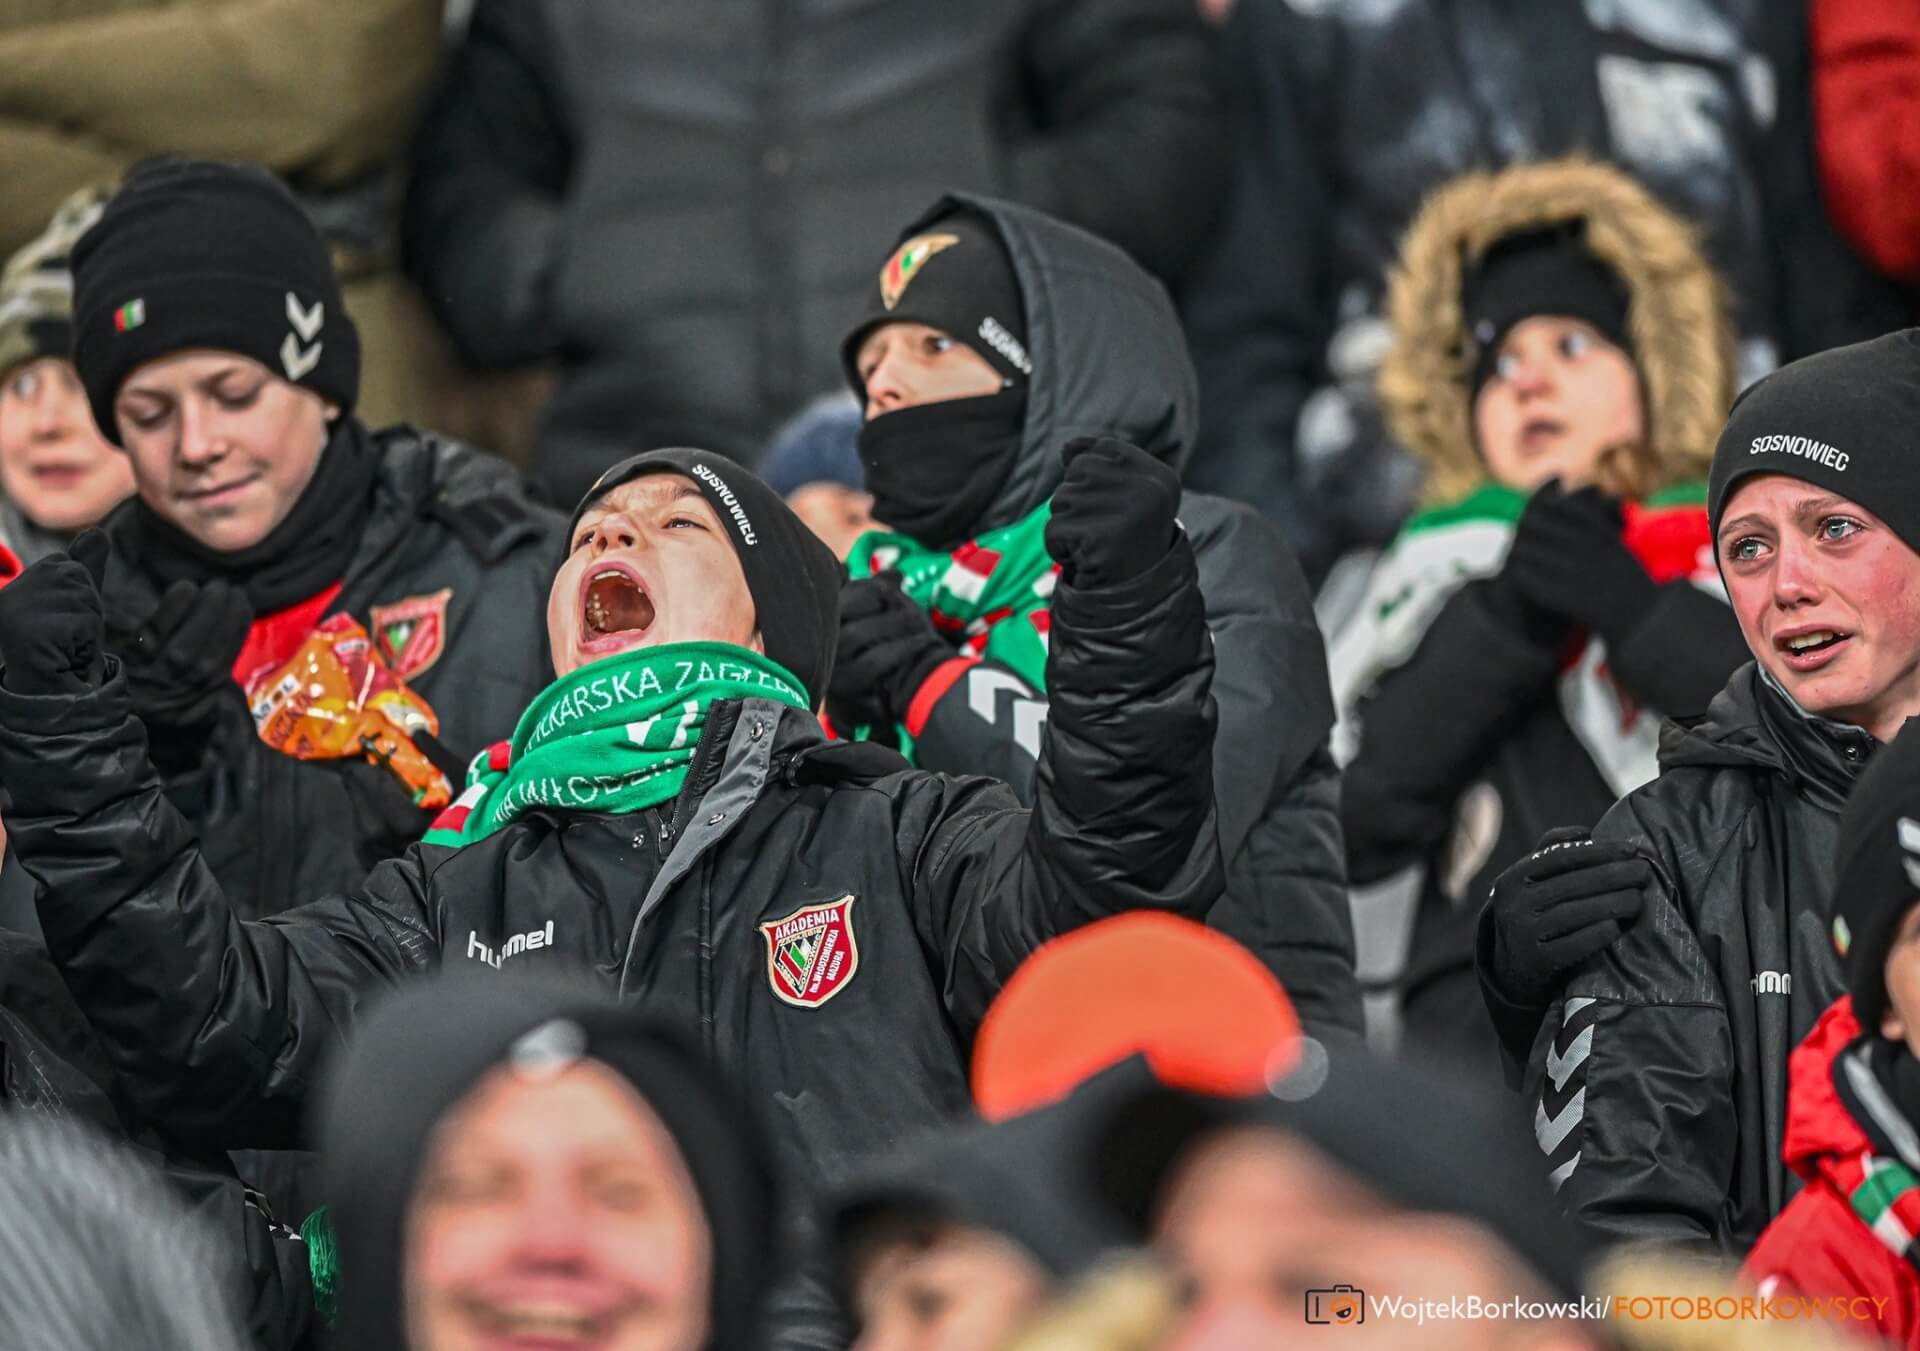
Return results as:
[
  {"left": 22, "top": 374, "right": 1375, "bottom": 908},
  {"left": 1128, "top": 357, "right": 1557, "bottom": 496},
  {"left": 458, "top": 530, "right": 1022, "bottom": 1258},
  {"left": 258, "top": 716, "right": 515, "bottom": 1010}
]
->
[
  {"left": 0, "top": 530, "right": 111, "bottom": 695},
  {"left": 106, "top": 576, "right": 254, "bottom": 736},
  {"left": 1044, "top": 436, "right": 1183, "bottom": 588},
  {"left": 1485, "top": 825, "right": 1650, "bottom": 1008},
  {"left": 827, "top": 572, "right": 952, "bottom": 731},
  {"left": 1502, "top": 479, "right": 1657, "bottom": 644}
]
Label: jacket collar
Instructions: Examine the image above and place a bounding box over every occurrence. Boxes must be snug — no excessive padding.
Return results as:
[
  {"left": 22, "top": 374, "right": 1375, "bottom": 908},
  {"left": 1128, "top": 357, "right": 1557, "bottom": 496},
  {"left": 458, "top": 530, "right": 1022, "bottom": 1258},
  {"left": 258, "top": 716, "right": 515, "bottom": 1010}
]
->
[{"left": 1658, "top": 663, "right": 1874, "bottom": 812}]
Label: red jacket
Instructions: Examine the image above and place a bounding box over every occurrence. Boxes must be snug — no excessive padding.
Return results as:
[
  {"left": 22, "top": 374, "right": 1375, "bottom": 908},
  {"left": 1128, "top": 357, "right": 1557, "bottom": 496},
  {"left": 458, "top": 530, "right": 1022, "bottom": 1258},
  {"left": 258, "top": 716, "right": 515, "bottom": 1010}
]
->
[
  {"left": 1744, "top": 997, "right": 1920, "bottom": 1345},
  {"left": 0, "top": 540, "right": 19, "bottom": 590},
  {"left": 1813, "top": 0, "right": 1920, "bottom": 282}
]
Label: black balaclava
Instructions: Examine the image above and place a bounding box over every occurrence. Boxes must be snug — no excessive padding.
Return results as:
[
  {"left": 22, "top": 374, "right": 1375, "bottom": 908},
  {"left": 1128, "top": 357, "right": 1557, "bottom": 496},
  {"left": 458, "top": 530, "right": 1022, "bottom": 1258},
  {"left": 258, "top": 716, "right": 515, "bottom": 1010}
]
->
[
  {"left": 1462, "top": 221, "right": 1633, "bottom": 405},
  {"left": 118, "top": 414, "right": 380, "bottom": 616},
  {"left": 841, "top": 208, "right": 1030, "bottom": 552},
  {"left": 71, "top": 157, "right": 377, "bottom": 615},
  {"left": 1830, "top": 719, "right": 1920, "bottom": 1034},
  {"left": 1708, "top": 329, "right": 1920, "bottom": 555},
  {"left": 570, "top": 448, "right": 842, "bottom": 707},
  {"left": 316, "top": 974, "right": 778, "bottom": 1351}
]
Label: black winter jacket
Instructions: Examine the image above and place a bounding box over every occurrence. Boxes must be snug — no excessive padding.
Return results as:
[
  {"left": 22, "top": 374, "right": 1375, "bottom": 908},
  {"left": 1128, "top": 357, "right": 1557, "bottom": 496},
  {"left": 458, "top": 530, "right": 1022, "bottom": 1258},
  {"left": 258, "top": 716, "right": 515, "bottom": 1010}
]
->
[
  {"left": 403, "top": 0, "right": 1227, "bottom": 505},
  {"left": 0, "top": 425, "right": 562, "bottom": 937},
  {"left": 897, "top": 196, "right": 1361, "bottom": 1040},
  {"left": 1183, "top": 0, "right": 1904, "bottom": 577},
  {"left": 1525, "top": 665, "right": 1862, "bottom": 1254},
  {"left": 1342, "top": 574, "right": 1746, "bottom": 1081},
  {"left": 0, "top": 533, "right": 1221, "bottom": 1349}
]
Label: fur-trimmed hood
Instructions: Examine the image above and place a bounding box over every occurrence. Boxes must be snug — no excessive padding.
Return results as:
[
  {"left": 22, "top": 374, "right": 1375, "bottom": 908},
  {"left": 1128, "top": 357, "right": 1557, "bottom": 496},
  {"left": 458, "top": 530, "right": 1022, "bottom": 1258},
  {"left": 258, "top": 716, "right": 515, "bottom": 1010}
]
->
[{"left": 1379, "top": 157, "right": 1734, "bottom": 506}]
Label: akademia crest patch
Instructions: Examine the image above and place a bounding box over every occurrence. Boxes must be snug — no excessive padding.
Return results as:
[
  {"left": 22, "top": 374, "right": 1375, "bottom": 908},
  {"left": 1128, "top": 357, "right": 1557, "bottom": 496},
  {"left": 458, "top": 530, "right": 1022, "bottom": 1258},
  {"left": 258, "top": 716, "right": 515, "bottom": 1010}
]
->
[
  {"left": 879, "top": 233, "right": 960, "bottom": 311},
  {"left": 370, "top": 588, "right": 452, "bottom": 681},
  {"left": 760, "top": 896, "right": 860, "bottom": 1007}
]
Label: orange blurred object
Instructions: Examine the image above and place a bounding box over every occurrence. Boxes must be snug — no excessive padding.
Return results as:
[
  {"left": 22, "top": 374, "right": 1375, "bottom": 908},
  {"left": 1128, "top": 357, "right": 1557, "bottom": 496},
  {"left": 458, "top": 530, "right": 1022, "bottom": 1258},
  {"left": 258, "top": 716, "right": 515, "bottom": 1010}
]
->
[
  {"left": 246, "top": 613, "right": 452, "bottom": 809},
  {"left": 971, "top": 912, "right": 1302, "bottom": 1121}
]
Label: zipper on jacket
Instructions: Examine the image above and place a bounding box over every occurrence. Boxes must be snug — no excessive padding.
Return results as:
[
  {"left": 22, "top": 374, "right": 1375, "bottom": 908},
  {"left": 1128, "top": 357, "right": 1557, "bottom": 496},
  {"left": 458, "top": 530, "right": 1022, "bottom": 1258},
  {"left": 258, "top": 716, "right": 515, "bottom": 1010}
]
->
[{"left": 660, "top": 704, "right": 740, "bottom": 852}]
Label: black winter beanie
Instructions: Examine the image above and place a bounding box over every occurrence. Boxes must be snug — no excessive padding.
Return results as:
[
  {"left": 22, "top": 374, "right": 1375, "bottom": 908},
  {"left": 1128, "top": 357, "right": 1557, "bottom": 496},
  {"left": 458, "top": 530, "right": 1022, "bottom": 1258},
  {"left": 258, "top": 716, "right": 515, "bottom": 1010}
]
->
[
  {"left": 1830, "top": 719, "right": 1920, "bottom": 1035},
  {"left": 69, "top": 157, "right": 360, "bottom": 446},
  {"left": 1708, "top": 329, "right": 1920, "bottom": 554},
  {"left": 1463, "top": 222, "right": 1633, "bottom": 404},
  {"left": 570, "top": 449, "right": 842, "bottom": 708},
  {"left": 317, "top": 974, "right": 779, "bottom": 1351},
  {"left": 841, "top": 207, "right": 1030, "bottom": 397}
]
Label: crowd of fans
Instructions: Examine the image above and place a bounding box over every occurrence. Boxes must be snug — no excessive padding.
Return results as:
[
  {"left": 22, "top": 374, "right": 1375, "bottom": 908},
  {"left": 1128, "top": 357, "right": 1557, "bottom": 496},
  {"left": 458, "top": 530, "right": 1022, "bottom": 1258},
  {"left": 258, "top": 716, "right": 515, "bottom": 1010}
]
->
[{"left": 8, "top": 1, "right": 1920, "bottom": 1348}]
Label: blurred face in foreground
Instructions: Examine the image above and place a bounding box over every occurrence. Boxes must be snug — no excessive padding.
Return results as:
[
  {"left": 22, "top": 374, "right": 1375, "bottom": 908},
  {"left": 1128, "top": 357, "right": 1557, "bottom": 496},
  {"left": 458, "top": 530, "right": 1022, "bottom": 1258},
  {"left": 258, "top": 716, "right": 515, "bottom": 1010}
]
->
[
  {"left": 547, "top": 474, "right": 762, "bottom": 679},
  {"left": 1716, "top": 475, "right": 1920, "bottom": 742},
  {"left": 852, "top": 1224, "right": 1049, "bottom": 1351},
  {"left": 407, "top": 1059, "right": 713, "bottom": 1351},
  {"left": 1473, "top": 317, "right": 1646, "bottom": 496},
  {"left": 855, "top": 322, "right": 1002, "bottom": 420},
  {"left": 0, "top": 358, "right": 134, "bottom": 532},
  {"left": 114, "top": 349, "right": 336, "bottom": 552},
  {"left": 1154, "top": 1128, "right": 1596, "bottom": 1351}
]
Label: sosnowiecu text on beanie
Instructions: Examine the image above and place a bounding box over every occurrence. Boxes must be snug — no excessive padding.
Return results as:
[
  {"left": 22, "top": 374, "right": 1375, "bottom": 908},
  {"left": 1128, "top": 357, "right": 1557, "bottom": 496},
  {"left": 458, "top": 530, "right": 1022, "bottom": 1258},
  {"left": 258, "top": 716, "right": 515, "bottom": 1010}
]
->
[
  {"left": 1708, "top": 329, "right": 1920, "bottom": 555},
  {"left": 69, "top": 157, "right": 360, "bottom": 446}
]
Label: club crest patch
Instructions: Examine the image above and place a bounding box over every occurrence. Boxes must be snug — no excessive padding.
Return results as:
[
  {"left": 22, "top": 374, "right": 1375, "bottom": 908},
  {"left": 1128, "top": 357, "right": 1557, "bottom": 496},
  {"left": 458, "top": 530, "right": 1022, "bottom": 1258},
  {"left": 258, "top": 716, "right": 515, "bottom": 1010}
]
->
[
  {"left": 880, "top": 233, "right": 960, "bottom": 311},
  {"left": 370, "top": 588, "right": 452, "bottom": 681},
  {"left": 760, "top": 896, "right": 860, "bottom": 1007}
]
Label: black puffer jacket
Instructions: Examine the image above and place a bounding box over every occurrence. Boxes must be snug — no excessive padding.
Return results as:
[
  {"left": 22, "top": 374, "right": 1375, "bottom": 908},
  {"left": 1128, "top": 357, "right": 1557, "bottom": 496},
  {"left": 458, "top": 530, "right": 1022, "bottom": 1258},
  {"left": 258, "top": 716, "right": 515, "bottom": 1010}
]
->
[
  {"left": 0, "top": 933, "right": 314, "bottom": 1349},
  {"left": 0, "top": 532, "right": 1220, "bottom": 1349},
  {"left": 1183, "top": 0, "right": 1903, "bottom": 578},
  {"left": 893, "top": 195, "right": 1361, "bottom": 1040},
  {"left": 0, "top": 425, "right": 561, "bottom": 937},
  {"left": 403, "top": 0, "right": 1227, "bottom": 506},
  {"left": 1523, "top": 664, "right": 1861, "bottom": 1254}
]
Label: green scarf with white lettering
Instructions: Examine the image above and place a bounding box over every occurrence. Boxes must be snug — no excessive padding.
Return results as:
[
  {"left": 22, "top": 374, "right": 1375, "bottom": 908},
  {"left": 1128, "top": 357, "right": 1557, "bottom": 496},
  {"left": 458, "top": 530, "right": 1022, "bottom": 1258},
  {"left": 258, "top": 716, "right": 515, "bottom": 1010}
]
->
[{"left": 422, "top": 641, "right": 808, "bottom": 848}]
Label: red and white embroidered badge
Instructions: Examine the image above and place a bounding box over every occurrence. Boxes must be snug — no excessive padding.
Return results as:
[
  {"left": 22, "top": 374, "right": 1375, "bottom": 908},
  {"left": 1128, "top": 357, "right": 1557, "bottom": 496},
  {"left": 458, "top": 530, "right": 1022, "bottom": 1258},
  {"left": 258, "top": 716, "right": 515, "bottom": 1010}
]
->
[
  {"left": 759, "top": 896, "right": 860, "bottom": 1008},
  {"left": 370, "top": 588, "right": 452, "bottom": 681}
]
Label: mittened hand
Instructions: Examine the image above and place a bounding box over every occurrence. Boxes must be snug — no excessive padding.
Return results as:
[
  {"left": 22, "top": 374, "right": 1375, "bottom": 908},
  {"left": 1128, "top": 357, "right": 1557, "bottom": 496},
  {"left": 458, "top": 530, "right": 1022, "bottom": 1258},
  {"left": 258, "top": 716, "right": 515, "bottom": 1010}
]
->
[
  {"left": 0, "top": 530, "right": 111, "bottom": 696},
  {"left": 1502, "top": 479, "right": 1656, "bottom": 642},
  {"left": 826, "top": 572, "right": 952, "bottom": 732},
  {"left": 1485, "top": 825, "right": 1650, "bottom": 1009},
  {"left": 1044, "top": 436, "right": 1183, "bottom": 589},
  {"left": 109, "top": 576, "right": 254, "bottom": 731}
]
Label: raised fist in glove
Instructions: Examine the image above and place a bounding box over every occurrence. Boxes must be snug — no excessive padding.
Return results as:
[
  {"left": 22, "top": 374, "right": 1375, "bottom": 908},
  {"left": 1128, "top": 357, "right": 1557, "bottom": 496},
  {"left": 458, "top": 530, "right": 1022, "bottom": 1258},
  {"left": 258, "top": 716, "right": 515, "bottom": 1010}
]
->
[
  {"left": 1502, "top": 479, "right": 1656, "bottom": 643},
  {"left": 0, "top": 530, "right": 111, "bottom": 695},
  {"left": 106, "top": 576, "right": 253, "bottom": 736},
  {"left": 1485, "top": 825, "right": 1650, "bottom": 1008},
  {"left": 827, "top": 572, "right": 951, "bottom": 731},
  {"left": 1044, "top": 436, "right": 1183, "bottom": 588}
]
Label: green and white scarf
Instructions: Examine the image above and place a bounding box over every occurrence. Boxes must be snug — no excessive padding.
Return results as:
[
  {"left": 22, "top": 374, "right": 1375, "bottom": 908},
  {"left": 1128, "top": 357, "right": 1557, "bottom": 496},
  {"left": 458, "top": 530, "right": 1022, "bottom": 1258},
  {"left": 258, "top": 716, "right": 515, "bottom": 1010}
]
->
[
  {"left": 423, "top": 642, "right": 808, "bottom": 848},
  {"left": 1326, "top": 481, "right": 1718, "bottom": 799},
  {"left": 844, "top": 502, "right": 1057, "bottom": 755}
]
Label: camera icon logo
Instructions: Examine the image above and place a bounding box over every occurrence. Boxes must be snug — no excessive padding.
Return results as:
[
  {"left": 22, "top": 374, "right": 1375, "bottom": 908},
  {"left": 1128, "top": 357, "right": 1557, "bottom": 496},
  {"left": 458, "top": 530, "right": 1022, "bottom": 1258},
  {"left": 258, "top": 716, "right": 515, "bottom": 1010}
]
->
[{"left": 1304, "top": 1285, "right": 1365, "bottom": 1325}]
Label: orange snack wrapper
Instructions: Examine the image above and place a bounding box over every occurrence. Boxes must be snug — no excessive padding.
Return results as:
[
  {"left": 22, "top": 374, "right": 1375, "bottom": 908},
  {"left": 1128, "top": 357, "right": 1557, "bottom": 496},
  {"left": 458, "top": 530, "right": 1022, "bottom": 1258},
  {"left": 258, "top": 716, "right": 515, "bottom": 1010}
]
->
[{"left": 246, "top": 614, "right": 452, "bottom": 809}]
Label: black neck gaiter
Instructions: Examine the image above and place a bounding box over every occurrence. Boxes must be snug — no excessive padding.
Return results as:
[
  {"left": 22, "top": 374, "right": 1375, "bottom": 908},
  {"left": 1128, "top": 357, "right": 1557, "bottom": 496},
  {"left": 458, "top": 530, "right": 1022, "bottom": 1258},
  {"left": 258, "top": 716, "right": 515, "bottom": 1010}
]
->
[
  {"left": 126, "top": 415, "right": 382, "bottom": 615},
  {"left": 858, "top": 388, "right": 1026, "bottom": 552}
]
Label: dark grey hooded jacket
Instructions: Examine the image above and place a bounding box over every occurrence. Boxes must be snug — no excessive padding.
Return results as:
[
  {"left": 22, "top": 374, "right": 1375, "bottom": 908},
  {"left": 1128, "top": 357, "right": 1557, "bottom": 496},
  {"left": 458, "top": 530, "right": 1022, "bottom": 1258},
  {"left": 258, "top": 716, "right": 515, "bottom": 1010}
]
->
[{"left": 886, "top": 194, "right": 1362, "bottom": 1040}]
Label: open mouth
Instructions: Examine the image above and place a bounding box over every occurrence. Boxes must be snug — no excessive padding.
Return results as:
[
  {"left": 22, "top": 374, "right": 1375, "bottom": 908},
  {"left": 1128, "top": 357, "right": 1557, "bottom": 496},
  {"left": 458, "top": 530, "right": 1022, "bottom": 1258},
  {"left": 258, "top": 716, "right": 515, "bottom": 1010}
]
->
[
  {"left": 1520, "top": 417, "right": 1565, "bottom": 443},
  {"left": 581, "top": 564, "right": 656, "bottom": 644},
  {"left": 462, "top": 1297, "right": 627, "bottom": 1346},
  {"left": 1776, "top": 628, "right": 1852, "bottom": 670}
]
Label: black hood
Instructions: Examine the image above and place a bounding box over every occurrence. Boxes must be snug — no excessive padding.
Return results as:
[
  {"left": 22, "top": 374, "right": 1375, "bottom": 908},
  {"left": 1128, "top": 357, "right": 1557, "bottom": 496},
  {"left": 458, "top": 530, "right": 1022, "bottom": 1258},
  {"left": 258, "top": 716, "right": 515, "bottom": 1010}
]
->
[
  {"left": 825, "top": 1059, "right": 1144, "bottom": 1292},
  {"left": 1658, "top": 663, "right": 1875, "bottom": 813},
  {"left": 314, "top": 974, "right": 778, "bottom": 1351},
  {"left": 869, "top": 194, "right": 1199, "bottom": 537}
]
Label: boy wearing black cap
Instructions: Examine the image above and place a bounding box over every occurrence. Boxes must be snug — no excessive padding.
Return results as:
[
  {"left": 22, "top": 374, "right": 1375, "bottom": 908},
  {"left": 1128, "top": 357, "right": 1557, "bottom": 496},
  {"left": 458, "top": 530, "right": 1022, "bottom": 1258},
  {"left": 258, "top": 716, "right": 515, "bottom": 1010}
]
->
[
  {"left": 1517, "top": 328, "right": 1920, "bottom": 1256},
  {"left": 833, "top": 195, "right": 1362, "bottom": 1042},
  {"left": 1744, "top": 722, "right": 1920, "bottom": 1345},
  {"left": 38, "top": 157, "right": 564, "bottom": 927},
  {"left": 0, "top": 440, "right": 1221, "bottom": 1347},
  {"left": 1339, "top": 158, "right": 1748, "bottom": 1081}
]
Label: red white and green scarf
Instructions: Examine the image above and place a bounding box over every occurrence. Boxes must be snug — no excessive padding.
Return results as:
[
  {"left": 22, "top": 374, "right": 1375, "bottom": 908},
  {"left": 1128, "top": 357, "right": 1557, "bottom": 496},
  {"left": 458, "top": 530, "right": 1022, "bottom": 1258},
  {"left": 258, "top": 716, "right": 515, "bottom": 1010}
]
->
[
  {"left": 844, "top": 502, "right": 1057, "bottom": 755},
  {"left": 423, "top": 642, "right": 807, "bottom": 848},
  {"left": 1327, "top": 481, "right": 1718, "bottom": 797}
]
